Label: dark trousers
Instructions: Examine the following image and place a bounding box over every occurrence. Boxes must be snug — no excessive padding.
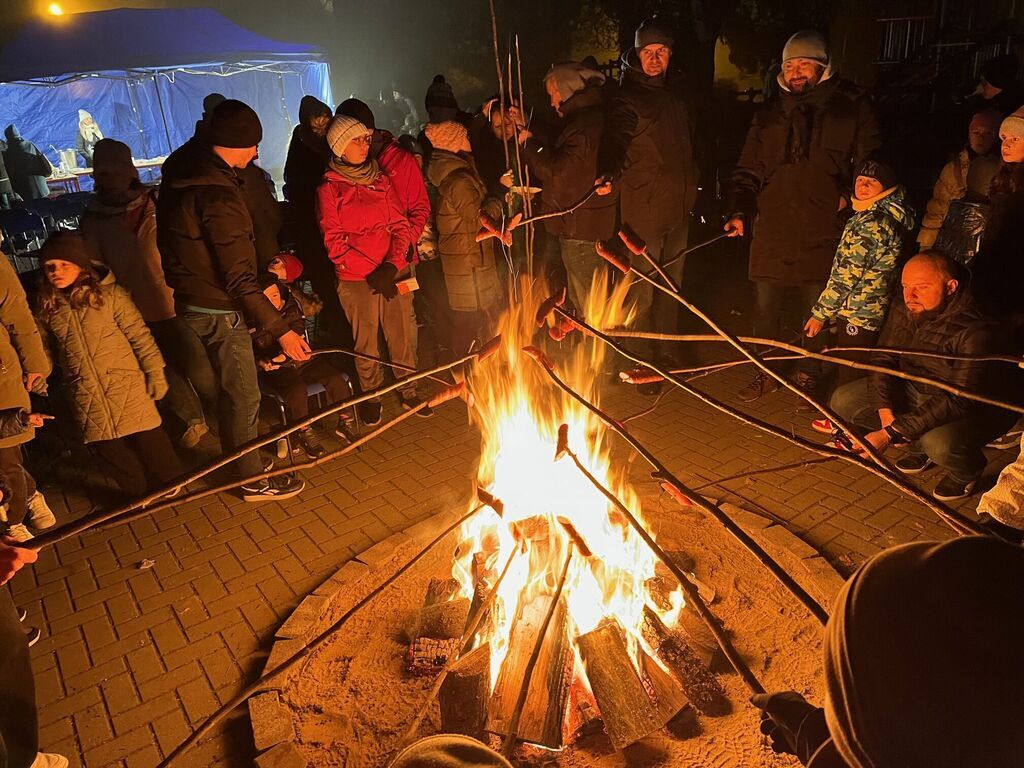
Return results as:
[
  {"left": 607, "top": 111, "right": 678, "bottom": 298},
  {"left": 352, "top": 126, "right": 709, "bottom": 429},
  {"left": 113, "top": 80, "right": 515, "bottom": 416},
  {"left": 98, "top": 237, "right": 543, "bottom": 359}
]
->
[
  {"left": 754, "top": 281, "right": 824, "bottom": 341},
  {"left": 147, "top": 318, "right": 205, "bottom": 428},
  {"left": 0, "top": 587, "right": 37, "bottom": 768},
  {"left": 803, "top": 318, "right": 880, "bottom": 390},
  {"left": 176, "top": 310, "right": 264, "bottom": 478},
  {"left": 625, "top": 221, "right": 690, "bottom": 359},
  {"left": 93, "top": 426, "right": 186, "bottom": 497},
  {"left": 831, "top": 378, "right": 1018, "bottom": 482},
  {"left": 0, "top": 446, "right": 36, "bottom": 528},
  {"left": 450, "top": 308, "right": 499, "bottom": 357},
  {"left": 412, "top": 259, "right": 452, "bottom": 368},
  {"left": 261, "top": 359, "right": 351, "bottom": 422}
]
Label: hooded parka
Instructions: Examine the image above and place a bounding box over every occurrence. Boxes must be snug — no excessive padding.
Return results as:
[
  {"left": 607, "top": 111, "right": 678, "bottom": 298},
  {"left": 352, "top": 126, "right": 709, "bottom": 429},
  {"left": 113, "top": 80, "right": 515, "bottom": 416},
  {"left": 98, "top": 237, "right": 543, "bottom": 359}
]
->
[
  {"left": 426, "top": 150, "right": 503, "bottom": 313},
  {"left": 525, "top": 84, "right": 618, "bottom": 242},
  {"left": 38, "top": 268, "right": 167, "bottom": 444},
  {"left": 597, "top": 50, "right": 698, "bottom": 239},
  {"left": 728, "top": 75, "right": 881, "bottom": 284}
]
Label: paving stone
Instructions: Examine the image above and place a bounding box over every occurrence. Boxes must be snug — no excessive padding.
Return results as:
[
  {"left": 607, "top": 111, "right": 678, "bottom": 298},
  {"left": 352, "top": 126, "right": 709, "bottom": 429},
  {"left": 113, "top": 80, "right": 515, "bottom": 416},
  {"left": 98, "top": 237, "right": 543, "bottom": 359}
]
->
[
  {"left": 757, "top": 524, "right": 819, "bottom": 560},
  {"left": 249, "top": 691, "right": 296, "bottom": 751},
  {"left": 275, "top": 594, "right": 329, "bottom": 640},
  {"left": 265, "top": 638, "right": 306, "bottom": 675},
  {"left": 354, "top": 531, "right": 414, "bottom": 569},
  {"left": 312, "top": 560, "right": 370, "bottom": 600}
]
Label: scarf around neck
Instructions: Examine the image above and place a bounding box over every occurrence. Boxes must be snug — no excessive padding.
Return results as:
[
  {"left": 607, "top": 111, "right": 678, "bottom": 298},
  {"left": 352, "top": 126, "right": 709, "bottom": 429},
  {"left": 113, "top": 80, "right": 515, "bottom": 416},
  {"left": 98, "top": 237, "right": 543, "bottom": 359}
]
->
[
  {"left": 329, "top": 156, "right": 380, "bottom": 186},
  {"left": 851, "top": 186, "right": 896, "bottom": 212}
]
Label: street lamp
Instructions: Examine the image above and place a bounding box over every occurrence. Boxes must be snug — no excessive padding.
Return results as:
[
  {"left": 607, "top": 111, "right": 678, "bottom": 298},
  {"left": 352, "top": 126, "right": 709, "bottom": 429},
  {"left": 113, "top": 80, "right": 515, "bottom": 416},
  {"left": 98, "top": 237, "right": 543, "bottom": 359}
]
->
[{"left": 48, "top": 2, "right": 64, "bottom": 15}]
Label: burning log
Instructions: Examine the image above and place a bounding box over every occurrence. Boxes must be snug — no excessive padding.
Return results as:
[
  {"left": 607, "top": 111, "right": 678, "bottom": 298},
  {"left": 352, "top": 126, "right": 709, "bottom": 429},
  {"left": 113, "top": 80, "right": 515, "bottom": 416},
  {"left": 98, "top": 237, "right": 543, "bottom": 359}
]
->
[
  {"left": 438, "top": 644, "right": 490, "bottom": 739},
  {"left": 407, "top": 578, "right": 471, "bottom": 676},
  {"left": 642, "top": 607, "right": 730, "bottom": 717},
  {"left": 489, "top": 594, "right": 572, "bottom": 749},
  {"left": 576, "top": 620, "right": 665, "bottom": 750}
]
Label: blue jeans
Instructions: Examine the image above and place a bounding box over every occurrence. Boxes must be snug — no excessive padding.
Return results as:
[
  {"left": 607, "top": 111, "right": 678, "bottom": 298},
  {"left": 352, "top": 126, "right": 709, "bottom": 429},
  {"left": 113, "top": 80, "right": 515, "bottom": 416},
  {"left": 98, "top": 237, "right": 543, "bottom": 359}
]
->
[
  {"left": 177, "top": 311, "right": 262, "bottom": 478},
  {"left": 830, "top": 377, "right": 1017, "bottom": 482},
  {"left": 623, "top": 221, "right": 690, "bottom": 358},
  {"left": 560, "top": 237, "right": 608, "bottom": 313}
]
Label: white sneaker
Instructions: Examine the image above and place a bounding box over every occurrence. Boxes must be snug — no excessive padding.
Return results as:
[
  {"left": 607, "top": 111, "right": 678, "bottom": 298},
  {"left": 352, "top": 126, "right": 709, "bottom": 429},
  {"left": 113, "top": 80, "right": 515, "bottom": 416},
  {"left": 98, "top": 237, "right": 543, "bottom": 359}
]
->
[
  {"left": 6, "top": 523, "right": 33, "bottom": 542},
  {"left": 31, "top": 753, "right": 69, "bottom": 768},
  {"left": 26, "top": 492, "right": 56, "bottom": 530}
]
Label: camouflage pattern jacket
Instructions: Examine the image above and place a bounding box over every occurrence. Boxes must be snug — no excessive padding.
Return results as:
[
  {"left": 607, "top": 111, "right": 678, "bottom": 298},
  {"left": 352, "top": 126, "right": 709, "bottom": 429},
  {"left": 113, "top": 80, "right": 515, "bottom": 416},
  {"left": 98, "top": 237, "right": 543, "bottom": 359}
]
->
[{"left": 810, "top": 187, "right": 914, "bottom": 331}]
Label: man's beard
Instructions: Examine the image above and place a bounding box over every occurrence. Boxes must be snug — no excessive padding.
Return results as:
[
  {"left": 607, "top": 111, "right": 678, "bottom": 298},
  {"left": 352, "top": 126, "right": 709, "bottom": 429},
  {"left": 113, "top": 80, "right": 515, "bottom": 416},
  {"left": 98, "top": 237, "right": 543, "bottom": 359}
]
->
[{"left": 908, "top": 301, "right": 947, "bottom": 323}]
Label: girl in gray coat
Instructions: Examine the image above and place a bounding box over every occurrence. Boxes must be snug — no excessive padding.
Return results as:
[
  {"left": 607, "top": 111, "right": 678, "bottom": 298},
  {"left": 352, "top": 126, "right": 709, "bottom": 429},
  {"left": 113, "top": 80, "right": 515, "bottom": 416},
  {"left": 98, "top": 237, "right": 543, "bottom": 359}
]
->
[{"left": 36, "top": 233, "right": 184, "bottom": 498}]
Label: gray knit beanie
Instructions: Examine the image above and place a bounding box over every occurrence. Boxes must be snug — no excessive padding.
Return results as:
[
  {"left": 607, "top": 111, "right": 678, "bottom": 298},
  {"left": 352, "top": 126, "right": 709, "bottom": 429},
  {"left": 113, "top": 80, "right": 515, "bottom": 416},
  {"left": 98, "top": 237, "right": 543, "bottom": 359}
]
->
[
  {"left": 327, "top": 115, "right": 370, "bottom": 157},
  {"left": 634, "top": 17, "right": 673, "bottom": 51},
  {"left": 782, "top": 30, "right": 830, "bottom": 66}
]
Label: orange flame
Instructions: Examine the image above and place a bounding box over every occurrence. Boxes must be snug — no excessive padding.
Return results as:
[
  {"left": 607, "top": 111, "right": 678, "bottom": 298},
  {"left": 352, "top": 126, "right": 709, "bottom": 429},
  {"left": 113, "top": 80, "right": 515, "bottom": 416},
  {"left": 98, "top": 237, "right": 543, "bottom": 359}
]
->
[{"left": 453, "top": 271, "right": 684, "bottom": 690}]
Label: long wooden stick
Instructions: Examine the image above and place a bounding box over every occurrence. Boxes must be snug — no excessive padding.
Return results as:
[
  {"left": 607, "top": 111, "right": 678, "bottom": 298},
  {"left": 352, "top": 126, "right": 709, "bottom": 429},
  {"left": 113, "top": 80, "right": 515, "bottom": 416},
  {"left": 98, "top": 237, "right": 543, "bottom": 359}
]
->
[
  {"left": 487, "top": 0, "right": 508, "bottom": 170},
  {"left": 523, "top": 348, "right": 829, "bottom": 623},
  {"left": 550, "top": 313, "right": 980, "bottom": 537},
  {"left": 560, "top": 440, "right": 765, "bottom": 695},
  {"left": 156, "top": 504, "right": 485, "bottom": 768},
  {"left": 609, "top": 331, "right": 1024, "bottom": 416},
  {"left": 29, "top": 388, "right": 461, "bottom": 550},
  {"left": 25, "top": 347, "right": 494, "bottom": 551},
  {"left": 304, "top": 346, "right": 452, "bottom": 385},
  {"left": 502, "top": 544, "right": 573, "bottom": 757},
  {"left": 400, "top": 546, "right": 519, "bottom": 745}
]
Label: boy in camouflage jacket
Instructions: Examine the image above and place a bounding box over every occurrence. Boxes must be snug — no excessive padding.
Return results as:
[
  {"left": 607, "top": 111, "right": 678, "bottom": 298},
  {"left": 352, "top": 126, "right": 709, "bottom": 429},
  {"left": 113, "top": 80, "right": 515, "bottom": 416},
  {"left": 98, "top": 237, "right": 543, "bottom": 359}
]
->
[{"left": 803, "top": 158, "right": 914, "bottom": 423}]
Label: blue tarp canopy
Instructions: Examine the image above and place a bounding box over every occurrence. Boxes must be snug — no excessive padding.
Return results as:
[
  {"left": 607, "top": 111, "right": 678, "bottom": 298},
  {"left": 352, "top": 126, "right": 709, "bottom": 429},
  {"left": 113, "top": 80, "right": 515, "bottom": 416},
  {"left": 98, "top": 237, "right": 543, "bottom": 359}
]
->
[{"left": 0, "top": 8, "right": 332, "bottom": 181}]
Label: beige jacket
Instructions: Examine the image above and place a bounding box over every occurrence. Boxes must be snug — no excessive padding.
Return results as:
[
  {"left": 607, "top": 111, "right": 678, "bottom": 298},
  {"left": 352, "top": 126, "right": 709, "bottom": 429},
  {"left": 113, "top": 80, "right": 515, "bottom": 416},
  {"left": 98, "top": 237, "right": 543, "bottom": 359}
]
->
[
  {"left": 917, "top": 149, "right": 969, "bottom": 248},
  {"left": 0, "top": 255, "right": 50, "bottom": 448}
]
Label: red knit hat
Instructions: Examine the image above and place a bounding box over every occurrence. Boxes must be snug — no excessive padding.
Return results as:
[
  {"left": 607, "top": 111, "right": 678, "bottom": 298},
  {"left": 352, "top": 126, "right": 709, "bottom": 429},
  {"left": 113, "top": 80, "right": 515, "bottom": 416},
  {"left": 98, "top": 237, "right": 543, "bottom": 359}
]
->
[{"left": 271, "top": 252, "right": 304, "bottom": 282}]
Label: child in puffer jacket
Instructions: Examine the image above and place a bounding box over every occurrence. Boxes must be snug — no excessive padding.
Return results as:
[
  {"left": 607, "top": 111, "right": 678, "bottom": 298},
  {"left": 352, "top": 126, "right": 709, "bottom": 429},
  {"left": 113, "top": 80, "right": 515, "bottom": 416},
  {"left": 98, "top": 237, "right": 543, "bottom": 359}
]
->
[
  {"left": 801, "top": 157, "right": 915, "bottom": 429},
  {"left": 267, "top": 252, "right": 323, "bottom": 319},
  {"left": 253, "top": 274, "right": 352, "bottom": 460},
  {"left": 34, "top": 233, "right": 185, "bottom": 498}
]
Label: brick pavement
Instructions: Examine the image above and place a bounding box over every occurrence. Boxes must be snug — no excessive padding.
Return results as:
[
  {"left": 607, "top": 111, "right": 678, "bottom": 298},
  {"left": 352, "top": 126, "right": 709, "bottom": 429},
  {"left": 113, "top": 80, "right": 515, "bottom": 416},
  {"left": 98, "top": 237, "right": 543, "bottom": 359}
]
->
[{"left": 9, "top": 351, "right": 1015, "bottom": 767}]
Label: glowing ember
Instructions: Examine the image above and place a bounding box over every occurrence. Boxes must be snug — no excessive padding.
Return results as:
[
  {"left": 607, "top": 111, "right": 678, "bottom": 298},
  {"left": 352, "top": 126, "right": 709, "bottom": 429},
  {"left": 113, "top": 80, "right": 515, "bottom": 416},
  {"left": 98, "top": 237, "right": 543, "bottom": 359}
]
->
[{"left": 452, "top": 275, "right": 685, "bottom": 715}]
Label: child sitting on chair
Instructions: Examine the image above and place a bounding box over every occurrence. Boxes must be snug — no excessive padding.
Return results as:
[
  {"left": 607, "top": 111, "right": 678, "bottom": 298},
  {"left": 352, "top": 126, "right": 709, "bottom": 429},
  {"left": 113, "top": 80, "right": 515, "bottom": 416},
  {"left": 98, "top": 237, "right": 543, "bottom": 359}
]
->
[
  {"left": 253, "top": 274, "right": 351, "bottom": 460},
  {"left": 267, "top": 252, "right": 323, "bottom": 319}
]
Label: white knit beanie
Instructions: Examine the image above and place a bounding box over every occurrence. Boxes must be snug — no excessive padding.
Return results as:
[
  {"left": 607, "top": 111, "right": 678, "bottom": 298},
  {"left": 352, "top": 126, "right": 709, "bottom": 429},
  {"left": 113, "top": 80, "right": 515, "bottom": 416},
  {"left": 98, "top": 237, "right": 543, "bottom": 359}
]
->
[
  {"left": 327, "top": 114, "right": 369, "bottom": 157},
  {"left": 1000, "top": 106, "right": 1024, "bottom": 140}
]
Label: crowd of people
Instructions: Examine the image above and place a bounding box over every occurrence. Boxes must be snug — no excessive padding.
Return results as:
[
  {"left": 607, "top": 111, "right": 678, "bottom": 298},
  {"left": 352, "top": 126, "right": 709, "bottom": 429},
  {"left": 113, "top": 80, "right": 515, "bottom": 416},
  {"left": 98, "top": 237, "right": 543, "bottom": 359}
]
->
[{"left": 1, "top": 17, "right": 1024, "bottom": 768}]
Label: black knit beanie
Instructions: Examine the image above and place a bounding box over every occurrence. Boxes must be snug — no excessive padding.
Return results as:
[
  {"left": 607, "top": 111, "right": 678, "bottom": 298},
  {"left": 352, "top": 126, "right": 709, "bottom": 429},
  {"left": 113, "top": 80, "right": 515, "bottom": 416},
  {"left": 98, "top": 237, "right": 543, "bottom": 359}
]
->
[
  {"left": 425, "top": 75, "right": 460, "bottom": 122},
  {"left": 208, "top": 99, "right": 263, "bottom": 148},
  {"left": 39, "top": 232, "right": 96, "bottom": 270},
  {"left": 635, "top": 17, "right": 673, "bottom": 50},
  {"left": 336, "top": 98, "right": 376, "bottom": 131},
  {"left": 856, "top": 156, "right": 899, "bottom": 190}
]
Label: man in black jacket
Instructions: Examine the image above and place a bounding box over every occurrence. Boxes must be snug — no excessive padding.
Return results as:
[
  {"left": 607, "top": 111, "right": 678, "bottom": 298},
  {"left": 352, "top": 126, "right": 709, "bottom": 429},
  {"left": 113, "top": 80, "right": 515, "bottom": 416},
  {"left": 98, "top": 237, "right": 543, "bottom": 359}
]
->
[
  {"left": 2, "top": 125, "right": 51, "bottom": 202},
  {"left": 829, "top": 252, "right": 1016, "bottom": 500},
  {"left": 158, "top": 99, "right": 309, "bottom": 501},
  {"left": 726, "top": 30, "right": 881, "bottom": 403},
  {"left": 524, "top": 61, "right": 618, "bottom": 311},
  {"left": 595, "top": 18, "right": 698, "bottom": 375}
]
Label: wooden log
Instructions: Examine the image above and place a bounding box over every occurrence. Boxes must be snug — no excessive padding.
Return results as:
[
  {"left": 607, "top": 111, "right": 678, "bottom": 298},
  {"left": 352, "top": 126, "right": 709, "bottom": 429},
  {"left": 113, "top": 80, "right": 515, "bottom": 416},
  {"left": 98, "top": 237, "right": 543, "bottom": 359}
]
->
[
  {"left": 488, "top": 594, "right": 571, "bottom": 749},
  {"left": 407, "top": 578, "right": 471, "bottom": 675},
  {"left": 576, "top": 620, "right": 664, "bottom": 750},
  {"left": 640, "top": 645, "right": 690, "bottom": 724},
  {"left": 643, "top": 607, "right": 731, "bottom": 717},
  {"left": 439, "top": 644, "right": 490, "bottom": 739}
]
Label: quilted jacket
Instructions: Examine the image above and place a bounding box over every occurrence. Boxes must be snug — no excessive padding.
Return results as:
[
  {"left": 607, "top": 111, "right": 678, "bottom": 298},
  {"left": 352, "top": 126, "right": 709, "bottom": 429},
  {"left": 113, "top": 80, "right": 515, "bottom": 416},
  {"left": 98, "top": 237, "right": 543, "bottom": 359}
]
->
[
  {"left": 0, "top": 254, "right": 51, "bottom": 449},
  {"left": 810, "top": 187, "right": 914, "bottom": 331},
  {"left": 39, "top": 268, "right": 167, "bottom": 443},
  {"left": 869, "top": 290, "right": 1010, "bottom": 440}
]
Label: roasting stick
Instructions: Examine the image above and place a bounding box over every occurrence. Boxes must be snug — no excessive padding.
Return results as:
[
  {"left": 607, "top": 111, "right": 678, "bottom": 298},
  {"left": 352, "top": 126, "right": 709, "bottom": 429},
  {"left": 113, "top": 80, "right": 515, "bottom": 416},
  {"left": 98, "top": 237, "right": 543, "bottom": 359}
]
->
[
  {"left": 156, "top": 504, "right": 487, "bottom": 768},
  {"left": 400, "top": 546, "right": 521, "bottom": 746},
  {"left": 602, "top": 235, "right": 892, "bottom": 473},
  {"left": 502, "top": 544, "right": 575, "bottom": 758},
  {"left": 32, "top": 387, "right": 465, "bottom": 552},
  {"left": 609, "top": 331, "right": 1024, "bottom": 416},
  {"left": 546, "top": 308, "right": 981, "bottom": 538},
  {"left": 556, "top": 432, "right": 766, "bottom": 696},
  {"left": 26, "top": 340, "right": 501, "bottom": 551},
  {"left": 300, "top": 347, "right": 453, "bottom": 386},
  {"left": 525, "top": 347, "right": 831, "bottom": 623}
]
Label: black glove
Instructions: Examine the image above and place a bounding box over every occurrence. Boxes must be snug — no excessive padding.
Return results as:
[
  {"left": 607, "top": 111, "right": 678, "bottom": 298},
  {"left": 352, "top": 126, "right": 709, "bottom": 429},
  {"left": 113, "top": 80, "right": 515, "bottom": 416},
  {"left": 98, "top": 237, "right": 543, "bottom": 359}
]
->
[
  {"left": 366, "top": 262, "right": 399, "bottom": 300},
  {"left": 750, "top": 691, "right": 819, "bottom": 757}
]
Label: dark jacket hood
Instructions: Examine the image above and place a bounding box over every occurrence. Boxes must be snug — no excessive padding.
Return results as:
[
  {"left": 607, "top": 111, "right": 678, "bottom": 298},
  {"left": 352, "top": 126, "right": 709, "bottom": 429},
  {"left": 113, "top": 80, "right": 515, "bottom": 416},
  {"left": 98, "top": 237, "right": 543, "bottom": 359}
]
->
[
  {"left": 559, "top": 86, "right": 603, "bottom": 117},
  {"left": 299, "top": 96, "right": 332, "bottom": 127},
  {"left": 426, "top": 149, "right": 474, "bottom": 188},
  {"left": 4, "top": 124, "right": 20, "bottom": 141}
]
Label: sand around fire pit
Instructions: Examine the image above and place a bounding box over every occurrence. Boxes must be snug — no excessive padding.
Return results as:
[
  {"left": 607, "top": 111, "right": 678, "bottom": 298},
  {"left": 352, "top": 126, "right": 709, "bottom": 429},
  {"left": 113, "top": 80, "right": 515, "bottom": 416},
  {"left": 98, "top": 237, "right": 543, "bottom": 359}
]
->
[{"left": 272, "top": 497, "right": 834, "bottom": 768}]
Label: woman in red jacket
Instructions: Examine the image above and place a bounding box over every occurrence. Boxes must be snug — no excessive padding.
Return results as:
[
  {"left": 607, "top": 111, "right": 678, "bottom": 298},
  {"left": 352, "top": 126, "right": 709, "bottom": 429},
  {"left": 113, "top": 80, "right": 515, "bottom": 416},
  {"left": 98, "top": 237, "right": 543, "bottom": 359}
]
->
[{"left": 316, "top": 114, "right": 425, "bottom": 426}]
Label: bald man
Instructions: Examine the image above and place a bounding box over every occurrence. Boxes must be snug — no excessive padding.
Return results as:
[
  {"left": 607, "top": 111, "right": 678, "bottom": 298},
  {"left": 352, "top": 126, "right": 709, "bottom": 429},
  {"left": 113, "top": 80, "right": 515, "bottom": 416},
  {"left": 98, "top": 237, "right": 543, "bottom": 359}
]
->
[{"left": 828, "top": 251, "right": 1016, "bottom": 500}]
